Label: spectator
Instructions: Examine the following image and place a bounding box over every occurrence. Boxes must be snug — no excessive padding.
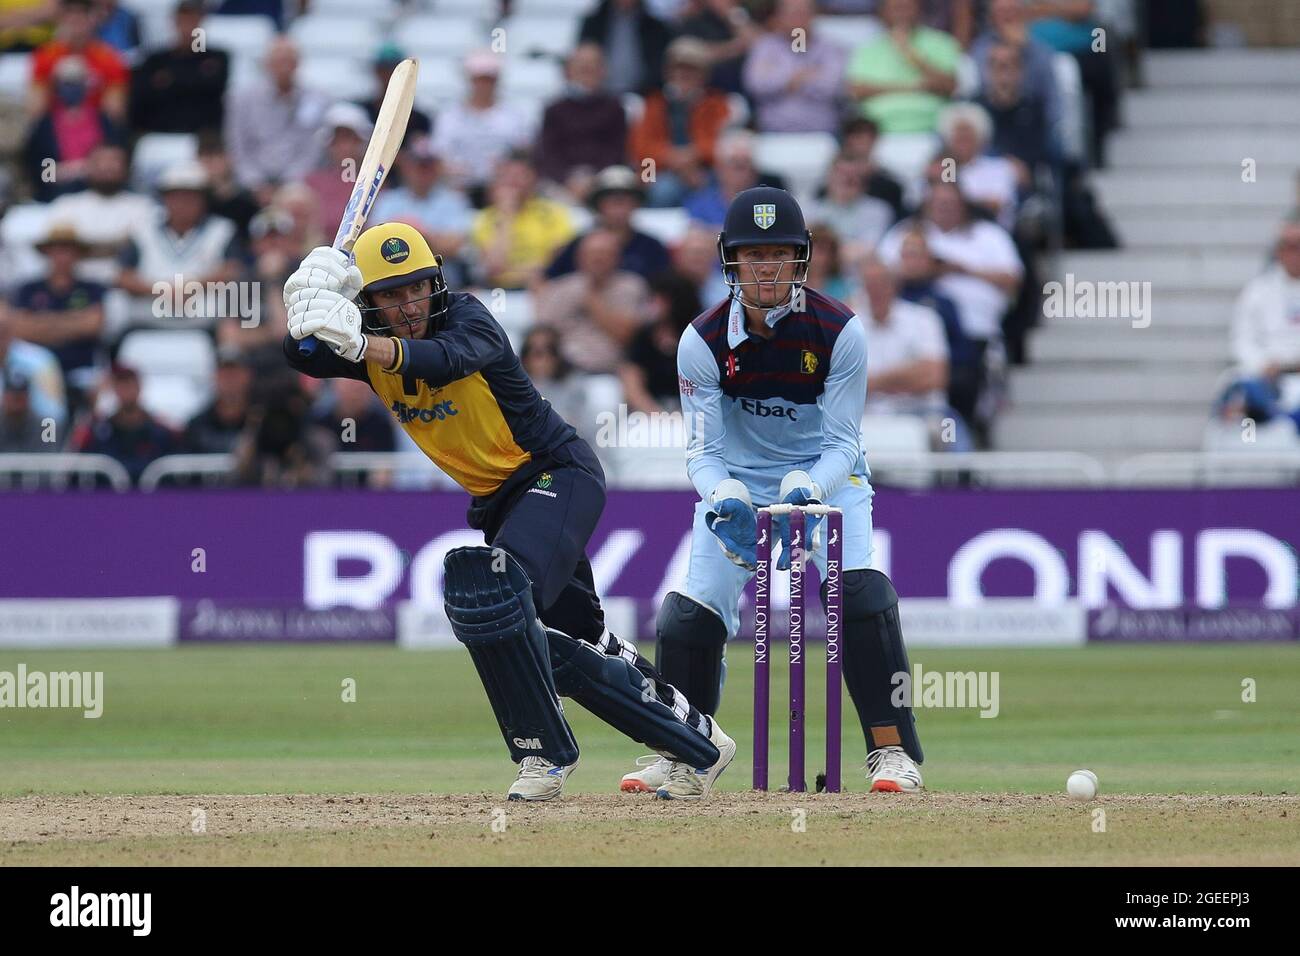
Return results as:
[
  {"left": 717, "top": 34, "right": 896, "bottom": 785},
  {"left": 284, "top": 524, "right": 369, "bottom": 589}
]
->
[
  {"left": 302, "top": 102, "right": 372, "bottom": 241},
  {"left": 23, "top": 53, "right": 123, "bottom": 200},
  {"left": 845, "top": 0, "right": 959, "bottom": 135},
  {"left": 0, "top": 0, "right": 56, "bottom": 54},
  {"left": 8, "top": 223, "right": 104, "bottom": 415},
  {"left": 893, "top": 226, "right": 979, "bottom": 425},
  {"left": 937, "top": 101, "right": 1023, "bottom": 231},
  {"left": 619, "top": 271, "right": 701, "bottom": 414},
  {"left": 30, "top": 0, "right": 127, "bottom": 121},
  {"left": 537, "top": 43, "right": 629, "bottom": 196},
  {"left": 579, "top": 0, "right": 674, "bottom": 96},
  {"left": 314, "top": 377, "right": 395, "bottom": 454},
  {"left": 233, "top": 380, "right": 332, "bottom": 488},
  {"left": 853, "top": 252, "right": 949, "bottom": 420},
  {"left": 1026, "top": 0, "right": 1118, "bottom": 167},
  {"left": 470, "top": 152, "right": 574, "bottom": 291},
  {"left": 976, "top": 41, "right": 1056, "bottom": 177},
  {"left": 628, "top": 37, "right": 732, "bottom": 208},
  {"left": 129, "top": 0, "right": 228, "bottom": 135},
  {"left": 534, "top": 228, "right": 649, "bottom": 374},
  {"left": 47, "top": 143, "right": 157, "bottom": 284},
  {"left": 371, "top": 135, "right": 473, "bottom": 285},
  {"left": 431, "top": 50, "right": 534, "bottom": 201},
  {"left": 678, "top": 0, "right": 761, "bottom": 95},
  {"left": 182, "top": 349, "right": 250, "bottom": 453},
  {"left": 877, "top": 179, "right": 1022, "bottom": 358},
  {"left": 224, "top": 36, "right": 329, "bottom": 203},
  {"left": 217, "top": 207, "right": 299, "bottom": 369},
  {"left": 1219, "top": 220, "right": 1300, "bottom": 424},
  {"left": 271, "top": 181, "right": 325, "bottom": 253},
  {"left": 970, "top": 0, "right": 1063, "bottom": 137},
  {"left": 546, "top": 165, "right": 669, "bottom": 281},
  {"left": 838, "top": 116, "right": 905, "bottom": 220},
  {"left": 92, "top": 0, "right": 138, "bottom": 61},
  {"left": 359, "top": 43, "right": 431, "bottom": 137},
  {"left": 116, "top": 160, "right": 242, "bottom": 332},
  {"left": 673, "top": 225, "right": 729, "bottom": 303},
  {"left": 196, "top": 129, "right": 259, "bottom": 242},
  {"left": 520, "top": 326, "right": 601, "bottom": 448},
  {"left": 806, "top": 153, "right": 894, "bottom": 250},
  {"left": 70, "top": 363, "right": 175, "bottom": 482},
  {"left": 682, "top": 129, "right": 778, "bottom": 227},
  {"left": 0, "top": 370, "right": 53, "bottom": 451},
  {"left": 0, "top": 300, "right": 66, "bottom": 427},
  {"left": 806, "top": 223, "right": 853, "bottom": 303},
  {"left": 742, "top": 0, "right": 847, "bottom": 134}
]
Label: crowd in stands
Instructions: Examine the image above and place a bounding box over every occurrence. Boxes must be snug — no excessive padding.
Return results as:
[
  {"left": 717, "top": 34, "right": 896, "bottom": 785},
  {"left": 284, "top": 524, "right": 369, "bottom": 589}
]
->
[{"left": 0, "top": 0, "right": 1132, "bottom": 486}]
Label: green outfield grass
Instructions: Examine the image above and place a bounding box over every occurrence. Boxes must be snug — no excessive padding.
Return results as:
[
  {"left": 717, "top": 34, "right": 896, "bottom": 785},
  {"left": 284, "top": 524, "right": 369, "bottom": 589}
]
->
[{"left": 2, "top": 644, "right": 1297, "bottom": 797}]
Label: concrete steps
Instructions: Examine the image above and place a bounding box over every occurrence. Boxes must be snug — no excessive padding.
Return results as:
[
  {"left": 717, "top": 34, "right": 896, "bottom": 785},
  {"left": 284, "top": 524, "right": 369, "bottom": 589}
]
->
[
  {"left": 1028, "top": 326, "right": 1227, "bottom": 364},
  {"left": 1091, "top": 171, "right": 1291, "bottom": 209},
  {"left": 1007, "top": 367, "right": 1226, "bottom": 406},
  {"left": 1143, "top": 50, "right": 1300, "bottom": 87},
  {"left": 1108, "top": 129, "right": 1299, "bottom": 167},
  {"left": 993, "top": 410, "right": 1209, "bottom": 452},
  {"left": 1122, "top": 89, "right": 1300, "bottom": 126}
]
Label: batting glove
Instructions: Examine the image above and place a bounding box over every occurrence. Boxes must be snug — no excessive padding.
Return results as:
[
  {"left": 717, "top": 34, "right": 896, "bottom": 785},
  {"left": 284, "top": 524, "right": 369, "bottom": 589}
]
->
[
  {"left": 283, "top": 246, "right": 364, "bottom": 310},
  {"left": 287, "top": 288, "right": 366, "bottom": 362},
  {"left": 705, "top": 478, "right": 758, "bottom": 571}
]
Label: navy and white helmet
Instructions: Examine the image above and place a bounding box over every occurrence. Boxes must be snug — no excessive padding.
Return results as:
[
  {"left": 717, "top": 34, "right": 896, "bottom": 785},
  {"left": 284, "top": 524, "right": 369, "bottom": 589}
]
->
[{"left": 716, "top": 185, "right": 812, "bottom": 307}]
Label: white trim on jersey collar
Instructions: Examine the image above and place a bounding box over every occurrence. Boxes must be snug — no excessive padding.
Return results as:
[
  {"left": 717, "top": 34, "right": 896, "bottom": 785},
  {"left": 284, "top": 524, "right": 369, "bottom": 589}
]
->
[{"left": 726, "top": 296, "right": 793, "bottom": 349}]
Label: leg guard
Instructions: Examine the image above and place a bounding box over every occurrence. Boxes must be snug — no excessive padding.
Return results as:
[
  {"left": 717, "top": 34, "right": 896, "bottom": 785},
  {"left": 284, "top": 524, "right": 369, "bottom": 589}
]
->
[
  {"left": 443, "top": 546, "right": 579, "bottom": 766},
  {"left": 547, "top": 628, "right": 721, "bottom": 769},
  {"left": 655, "top": 592, "right": 728, "bottom": 715},
  {"left": 833, "top": 568, "right": 924, "bottom": 764}
]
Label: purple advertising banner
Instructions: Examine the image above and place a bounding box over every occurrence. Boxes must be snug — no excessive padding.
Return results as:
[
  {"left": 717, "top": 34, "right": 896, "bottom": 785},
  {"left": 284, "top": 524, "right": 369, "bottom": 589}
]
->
[{"left": 2, "top": 488, "right": 1298, "bottom": 613}]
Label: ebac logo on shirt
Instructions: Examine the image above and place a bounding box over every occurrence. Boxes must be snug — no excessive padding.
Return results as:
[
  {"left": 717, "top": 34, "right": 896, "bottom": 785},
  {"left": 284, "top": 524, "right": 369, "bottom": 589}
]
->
[{"left": 382, "top": 237, "right": 411, "bottom": 263}]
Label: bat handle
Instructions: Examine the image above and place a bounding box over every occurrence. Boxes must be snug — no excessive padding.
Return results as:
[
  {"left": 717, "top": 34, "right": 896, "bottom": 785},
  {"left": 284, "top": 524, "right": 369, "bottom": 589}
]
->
[{"left": 296, "top": 238, "right": 354, "bottom": 356}]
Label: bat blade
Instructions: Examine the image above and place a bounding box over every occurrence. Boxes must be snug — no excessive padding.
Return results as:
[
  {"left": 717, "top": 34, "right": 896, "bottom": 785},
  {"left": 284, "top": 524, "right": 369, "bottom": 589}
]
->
[{"left": 299, "top": 57, "right": 419, "bottom": 354}]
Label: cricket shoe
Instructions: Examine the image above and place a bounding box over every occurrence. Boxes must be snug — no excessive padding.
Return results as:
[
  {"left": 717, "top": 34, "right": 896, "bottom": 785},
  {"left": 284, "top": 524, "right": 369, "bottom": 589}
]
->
[
  {"left": 620, "top": 754, "right": 671, "bottom": 793},
  {"left": 507, "top": 756, "right": 578, "bottom": 802},
  {"left": 654, "top": 718, "right": 736, "bottom": 801},
  {"left": 867, "top": 746, "right": 923, "bottom": 792}
]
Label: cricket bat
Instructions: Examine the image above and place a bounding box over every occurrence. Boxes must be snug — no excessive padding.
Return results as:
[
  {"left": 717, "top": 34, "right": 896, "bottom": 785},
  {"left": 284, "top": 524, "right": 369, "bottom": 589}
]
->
[{"left": 298, "top": 57, "right": 420, "bottom": 355}]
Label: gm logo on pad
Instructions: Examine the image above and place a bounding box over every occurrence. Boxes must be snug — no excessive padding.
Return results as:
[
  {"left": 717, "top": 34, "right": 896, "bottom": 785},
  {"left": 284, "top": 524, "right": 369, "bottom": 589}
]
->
[{"left": 381, "top": 237, "right": 411, "bottom": 263}]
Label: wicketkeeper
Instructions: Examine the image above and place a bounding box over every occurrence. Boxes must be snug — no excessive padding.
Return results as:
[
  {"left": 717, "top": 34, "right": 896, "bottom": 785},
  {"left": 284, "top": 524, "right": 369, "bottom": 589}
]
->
[
  {"left": 282, "top": 223, "right": 735, "bottom": 800},
  {"left": 622, "top": 186, "right": 925, "bottom": 794}
]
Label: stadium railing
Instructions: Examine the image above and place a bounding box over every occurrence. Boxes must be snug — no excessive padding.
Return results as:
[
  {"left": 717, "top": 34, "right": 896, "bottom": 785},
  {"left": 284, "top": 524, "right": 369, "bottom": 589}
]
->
[{"left": 0, "top": 454, "right": 132, "bottom": 491}]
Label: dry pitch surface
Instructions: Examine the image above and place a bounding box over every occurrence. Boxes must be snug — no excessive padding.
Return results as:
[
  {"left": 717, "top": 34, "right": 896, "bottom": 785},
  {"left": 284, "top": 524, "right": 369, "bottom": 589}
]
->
[{"left": 4, "top": 792, "right": 1297, "bottom": 866}]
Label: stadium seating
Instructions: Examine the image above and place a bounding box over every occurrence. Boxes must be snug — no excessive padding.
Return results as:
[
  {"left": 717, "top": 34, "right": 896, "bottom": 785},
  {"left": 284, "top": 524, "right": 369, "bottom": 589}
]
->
[
  {"left": 297, "top": 56, "right": 375, "bottom": 101},
  {"left": 116, "top": 329, "right": 216, "bottom": 429},
  {"left": 499, "top": 57, "right": 565, "bottom": 104},
  {"left": 631, "top": 207, "right": 691, "bottom": 247},
  {"left": 398, "top": 16, "right": 489, "bottom": 59},
  {"left": 0, "top": 53, "right": 31, "bottom": 103},
  {"left": 498, "top": 16, "right": 582, "bottom": 59},
  {"left": 0, "top": 203, "right": 53, "bottom": 288},
  {"left": 130, "top": 133, "right": 198, "bottom": 191},
  {"left": 752, "top": 132, "right": 838, "bottom": 205},
  {"left": 288, "top": 16, "right": 383, "bottom": 59}
]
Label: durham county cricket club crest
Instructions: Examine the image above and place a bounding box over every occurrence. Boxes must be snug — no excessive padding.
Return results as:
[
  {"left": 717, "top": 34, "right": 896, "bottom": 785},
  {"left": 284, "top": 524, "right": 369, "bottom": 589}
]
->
[{"left": 753, "top": 203, "right": 776, "bottom": 229}]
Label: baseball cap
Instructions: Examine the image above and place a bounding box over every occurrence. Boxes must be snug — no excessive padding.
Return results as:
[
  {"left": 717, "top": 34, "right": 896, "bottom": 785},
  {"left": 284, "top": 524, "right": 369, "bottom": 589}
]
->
[
  {"left": 405, "top": 134, "right": 441, "bottom": 163},
  {"left": 157, "top": 159, "right": 210, "bottom": 193},
  {"left": 464, "top": 50, "right": 502, "bottom": 78},
  {"left": 666, "top": 37, "right": 711, "bottom": 69},
  {"left": 249, "top": 207, "right": 295, "bottom": 240},
  {"left": 373, "top": 41, "right": 405, "bottom": 67},
  {"left": 324, "top": 101, "right": 373, "bottom": 139},
  {"left": 588, "top": 165, "right": 644, "bottom": 208}
]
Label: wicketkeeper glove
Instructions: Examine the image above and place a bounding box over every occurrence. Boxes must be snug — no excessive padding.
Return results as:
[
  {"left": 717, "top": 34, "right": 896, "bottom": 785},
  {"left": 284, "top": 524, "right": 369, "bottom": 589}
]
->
[
  {"left": 705, "top": 478, "right": 758, "bottom": 571},
  {"left": 774, "top": 470, "right": 823, "bottom": 571}
]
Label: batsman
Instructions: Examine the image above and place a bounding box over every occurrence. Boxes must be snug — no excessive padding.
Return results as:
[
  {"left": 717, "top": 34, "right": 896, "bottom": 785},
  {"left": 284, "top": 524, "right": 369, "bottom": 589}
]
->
[
  {"left": 282, "top": 223, "right": 734, "bottom": 801},
  {"left": 623, "top": 186, "right": 925, "bottom": 794}
]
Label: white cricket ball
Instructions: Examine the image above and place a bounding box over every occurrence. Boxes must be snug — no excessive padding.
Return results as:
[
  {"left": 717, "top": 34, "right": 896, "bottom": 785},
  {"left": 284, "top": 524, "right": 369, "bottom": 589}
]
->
[{"left": 1067, "top": 769, "right": 1098, "bottom": 800}]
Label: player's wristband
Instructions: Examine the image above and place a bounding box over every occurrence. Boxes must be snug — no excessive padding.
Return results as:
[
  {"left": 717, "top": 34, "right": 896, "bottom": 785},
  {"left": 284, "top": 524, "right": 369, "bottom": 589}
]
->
[{"left": 383, "top": 336, "right": 404, "bottom": 373}]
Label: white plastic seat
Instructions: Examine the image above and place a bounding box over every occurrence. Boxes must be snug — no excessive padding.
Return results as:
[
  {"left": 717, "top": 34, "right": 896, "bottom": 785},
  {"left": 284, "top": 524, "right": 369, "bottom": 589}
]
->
[
  {"left": 632, "top": 207, "right": 690, "bottom": 246},
  {"left": 202, "top": 15, "right": 276, "bottom": 59},
  {"left": 860, "top": 414, "right": 931, "bottom": 454},
  {"left": 811, "top": 15, "right": 883, "bottom": 52},
  {"left": 872, "top": 131, "right": 940, "bottom": 191},
  {"left": 431, "top": 0, "right": 503, "bottom": 18},
  {"left": 296, "top": 56, "right": 375, "bottom": 101},
  {"left": 1052, "top": 52, "right": 1086, "bottom": 163},
  {"left": 498, "top": 15, "right": 580, "bottom": 58},
  {"left": 0, "top": 53, "right": 32, "bottom": 102},
  {"left": 500, "top": 57, "right": 564, "bottom": 101},
  {"left": 753, "top": 131, "right": 838, "bottom": 203},
  {"left": 414, "top": 56, "right": 467, "bottom": 111},
  {"left": 512, "top": 0, "right": 594, "bottom": 15},
  {"left": 308, "top": 0, "right": 399, "bottom": 16},
  {"left": 138, "top": 374, "right": 211, "bottom": 429},
  {"left": 130, "top": 133, "right": 197, "bottom": 191},
  {"left": 0, "top": 202, "right": 53, "bottom": 288},
  {"left": 117, "top": 328, "right": 216, "bottom": 379},
  {"left": 400, "top": 16, "right": 487, "bottom": 59},
  {"left": 289, "top": 16, "right": 382, "bottom": 57}
]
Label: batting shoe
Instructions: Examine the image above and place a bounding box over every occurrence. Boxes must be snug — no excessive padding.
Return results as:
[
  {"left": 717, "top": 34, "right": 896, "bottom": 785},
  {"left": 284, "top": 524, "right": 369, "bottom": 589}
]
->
[
  {"left": 620, "top": 754, "right": 671, "bottom": 793},
  {"left": 507, "top": 756, "right": 579, "bottom": 802},
  {"left": 654, "top": 718, "right": 736, "bottom": 801},
  {"left": 867, "top": 746, "right": 923, "bottom": 793}
]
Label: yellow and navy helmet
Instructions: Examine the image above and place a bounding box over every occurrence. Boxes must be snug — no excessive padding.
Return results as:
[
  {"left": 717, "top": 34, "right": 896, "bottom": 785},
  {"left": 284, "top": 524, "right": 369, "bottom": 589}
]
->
[{"left": 352, "top": 222, "right": 449, "bottom": 336}]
